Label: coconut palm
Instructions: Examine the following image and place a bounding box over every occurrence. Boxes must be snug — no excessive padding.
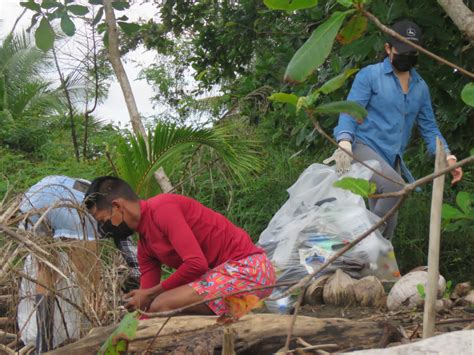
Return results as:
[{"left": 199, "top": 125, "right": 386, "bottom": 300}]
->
[
  {"left": 0, "top": 32, "right": 61, "bottom": 121},
  {"left": 115, "top": 122, "right": 263, "bottom": 198},
  {"left": 0, "top": 32, "right": 64, "bottom": 152}
]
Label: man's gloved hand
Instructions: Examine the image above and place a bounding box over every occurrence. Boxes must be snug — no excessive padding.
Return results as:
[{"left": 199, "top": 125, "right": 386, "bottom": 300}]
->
[{"left": 323, "top": 140, "right": 353, "bottom": 175}]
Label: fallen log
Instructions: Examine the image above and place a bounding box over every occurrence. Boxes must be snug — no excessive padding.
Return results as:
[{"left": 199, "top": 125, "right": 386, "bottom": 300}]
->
[{"left": 48, "top": 314, "right": 398, "bottom": 354}]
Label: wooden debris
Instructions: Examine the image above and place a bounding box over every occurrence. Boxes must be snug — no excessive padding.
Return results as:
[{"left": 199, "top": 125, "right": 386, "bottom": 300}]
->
[{"left": 48, "top": 314, "right": 394, "bottom": 354}]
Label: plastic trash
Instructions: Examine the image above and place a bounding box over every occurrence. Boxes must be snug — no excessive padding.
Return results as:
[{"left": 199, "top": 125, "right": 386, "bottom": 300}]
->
[
  {"left": 17, "top": 176, "right": 97, "bottom": 348},
  {"left": 259, "top": 162, "right": 400, "bottom": 313}
]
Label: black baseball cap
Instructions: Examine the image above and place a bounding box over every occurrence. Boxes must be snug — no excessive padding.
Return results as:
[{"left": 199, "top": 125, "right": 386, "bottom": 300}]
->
[{"left": 387, "top": 20, "right": 422, "bottom": 54}]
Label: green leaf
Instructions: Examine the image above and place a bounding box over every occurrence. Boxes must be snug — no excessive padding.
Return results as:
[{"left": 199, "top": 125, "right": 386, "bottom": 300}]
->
[
  {"left": 416, "top": 284, "right": 426, "bottom": 299},
  {"left": 337, "top": 0, "right": 354, "bottom": 7},
  {"left": 111, "top": 1, "right": 130, "bottom": 10},
  {"left": 470, "top": 148, "right": 474, "bottom": 156},
  {"left": 102, "top": 30, "right": 109, "bottom": 48},
  {"left": 456, "top": 192, "right": 471, "bottom": 214},
  {"left": 264, "top": 0, "right": 318, "bottom": 11},
  {"left": 67, "top": 4, "right": 89, "bottom": 16},
  {"left": 313, "top": 100, "right": 367, "bottom": 122},
  {"left": 20, "top": 1, "right": 41, "bottom": 12},
  {"left": 118, "top": 22, "right": 141, "bottom": 35},
  {"left": 443, "top": 220, "right": 465, "bottom": 232},
  {"left": 284, "top": 10, "right": 352, "bottom": 83},
  {"left": 318, "top": 68, "right": 359, "bottom": 94},
  {"left": 35, "top": 17, "right": 55, "bottom": 52},
  {"left": 92, "top": 7, "right": 104, "bottom": 26},
  {"left": 461, "top": 82, "right": 474, "bottom": 106},
  {"left": 333, "top": 177, "right": 376, "bottom": 197},
  {"left": 442, "top": 204, "right": 466, "bottom": 220},
  {"left": 337, "top": 14, "right": 368, "bottom": 44},
  {"left": 98, "top": 311, "right": 139, "bottom": 355},
  {"left": 97, "top": 22, "right": 107, "bottom": 34},
  {"left": 268, "top": 93, "right": 299, "bottom": 107},
  {"left": 60, "top": 13, "right": 76, "bottom": 36},
  {"left": 41, "top": 0, "right": 61, "bottom": 9},
  {"left": 443, "top": 280, "right": 453, "bottom": 299},
  {"left": 89, "top": 0, "right": 103, "bottom": 4}
]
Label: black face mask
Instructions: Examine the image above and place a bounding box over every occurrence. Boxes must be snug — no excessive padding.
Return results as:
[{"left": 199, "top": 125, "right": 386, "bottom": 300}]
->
[
  {"left": 391, "top": 53, "right": 418, "bottom": 72},
  {"left": 99, "top": 211, "right": 133, "bottom": 241}
]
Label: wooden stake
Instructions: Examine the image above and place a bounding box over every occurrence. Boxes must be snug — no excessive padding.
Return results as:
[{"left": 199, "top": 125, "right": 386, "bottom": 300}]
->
[{"left": 423, "top": 138, "right": 446, "bottom": 339}]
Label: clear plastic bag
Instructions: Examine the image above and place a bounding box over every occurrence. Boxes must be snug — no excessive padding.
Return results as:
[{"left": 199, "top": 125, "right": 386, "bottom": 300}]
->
[{"left": 259, "top": 162, "right": 400, "bottom": 312}]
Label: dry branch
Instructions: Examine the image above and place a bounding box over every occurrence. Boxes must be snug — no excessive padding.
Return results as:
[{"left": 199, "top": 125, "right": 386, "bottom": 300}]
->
[{"left": 49, "top": 314, "right": 393, "bottom": 354}]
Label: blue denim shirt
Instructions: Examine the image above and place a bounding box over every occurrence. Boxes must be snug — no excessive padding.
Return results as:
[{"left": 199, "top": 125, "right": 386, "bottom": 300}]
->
[{"left": 334, "top": 57, "right": 449, "bottom": 182}]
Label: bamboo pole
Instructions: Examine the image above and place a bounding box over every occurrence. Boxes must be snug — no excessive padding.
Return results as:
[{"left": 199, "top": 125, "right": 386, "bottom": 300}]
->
[{"left": 423, "top": 138, "right": 446, "bottom": 338}]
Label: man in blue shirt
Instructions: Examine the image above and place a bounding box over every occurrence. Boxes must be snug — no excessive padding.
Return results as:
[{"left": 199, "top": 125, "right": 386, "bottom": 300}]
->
[{"left": 325, "top": 20, "right": 463, "bottom": 238}]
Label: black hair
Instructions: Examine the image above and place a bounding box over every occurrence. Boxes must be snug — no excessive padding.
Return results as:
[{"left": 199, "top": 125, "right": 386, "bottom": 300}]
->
[{"left": 84, "top": 176, "right": 138, "bottom": 211}]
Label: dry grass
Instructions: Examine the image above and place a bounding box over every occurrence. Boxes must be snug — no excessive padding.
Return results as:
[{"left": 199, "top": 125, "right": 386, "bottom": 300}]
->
[{"left": 0, "top": 188, "right": 130, "bottom": 352}]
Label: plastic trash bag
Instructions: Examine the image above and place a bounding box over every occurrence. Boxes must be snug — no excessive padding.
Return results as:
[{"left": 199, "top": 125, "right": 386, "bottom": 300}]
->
[{"left": 258, "top": 162, "right": 400, "bottom": 313}]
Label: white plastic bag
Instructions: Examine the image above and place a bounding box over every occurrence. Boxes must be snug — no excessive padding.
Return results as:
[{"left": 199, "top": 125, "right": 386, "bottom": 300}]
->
[{"left": 259, "top": 162, "right": 400, "bottom": 312}]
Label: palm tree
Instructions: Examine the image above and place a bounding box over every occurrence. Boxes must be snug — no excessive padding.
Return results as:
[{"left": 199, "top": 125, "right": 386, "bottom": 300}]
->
[
  {"left": 115, "top": 122, "right": 263, "bottom": 198},
  {"left": 0, "top": 32, "right": 61, "bottom": 121},
  {"left": 0, "top": 32, "right": 63, "bottom": 152}
]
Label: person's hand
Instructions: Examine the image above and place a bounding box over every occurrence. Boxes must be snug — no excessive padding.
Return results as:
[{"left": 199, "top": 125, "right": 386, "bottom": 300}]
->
[
  {"left": 323, "top": 140, "right": 353, "bottom": 175},
  {"left": 123, "top": 288, "right": 155, "bottom": 311},
  {"left": 447, "top": 156, "right": 462, "bottom": 185}
]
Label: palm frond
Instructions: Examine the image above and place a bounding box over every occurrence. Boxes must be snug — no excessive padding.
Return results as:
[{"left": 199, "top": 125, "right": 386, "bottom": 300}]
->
[{"left": 116, "top": 122, "right": 263, "bottom": 197}]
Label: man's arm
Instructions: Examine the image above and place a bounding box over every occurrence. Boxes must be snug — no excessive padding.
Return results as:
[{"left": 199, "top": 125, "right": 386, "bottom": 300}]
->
[
  {"left": 115, "top": 237, "right": 141, "bottom": 279},
  {"left": 333, "top": 68, "right": 372, "bottom": 142},
  {"left": 417, "top": 84, "right": 462, "bottom": 184},
  {"left": 416, "top": 84, "right": 450, "bottom": 155}
]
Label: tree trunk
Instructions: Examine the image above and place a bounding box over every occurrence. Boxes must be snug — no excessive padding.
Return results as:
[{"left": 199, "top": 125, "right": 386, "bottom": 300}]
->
[
  {"left": 154, "top": 167, "right": 174, "bottom": 193},
  {"left": 48, "top": 314, "right": 399, "bottom": 354},
  {"left": 438, "top": 0, "right": 474, "bottom": 44},
  {"left": 51, "top": 46, "right": 80, "bottom": 162},
  {"left": 102, "top": 0, "right": 147, "bottom": 139}
]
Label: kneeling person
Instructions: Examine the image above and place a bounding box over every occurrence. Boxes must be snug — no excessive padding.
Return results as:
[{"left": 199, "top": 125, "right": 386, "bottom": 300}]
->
[{"left": 84, "top": 176, "right": 275, "bottom": 315}]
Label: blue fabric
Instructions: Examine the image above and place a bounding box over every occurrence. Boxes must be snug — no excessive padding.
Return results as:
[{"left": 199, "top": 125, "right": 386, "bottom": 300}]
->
[{"left": 334, "top": 57, "right": 449, "bottom": 182}]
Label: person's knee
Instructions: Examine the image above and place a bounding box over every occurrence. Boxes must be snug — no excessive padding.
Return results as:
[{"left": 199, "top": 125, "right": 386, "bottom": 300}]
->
[{"left": 148, "top": 298, "right": 173, "bottom": 313}]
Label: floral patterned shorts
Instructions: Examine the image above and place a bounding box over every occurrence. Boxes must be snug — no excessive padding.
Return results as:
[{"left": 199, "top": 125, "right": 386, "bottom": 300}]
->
[{"left": 189, "top": 253, "right": 276, "bottom": 315}]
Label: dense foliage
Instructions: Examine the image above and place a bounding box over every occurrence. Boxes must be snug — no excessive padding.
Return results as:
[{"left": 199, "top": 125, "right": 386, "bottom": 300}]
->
[{"left": 3, "top": 0, "right": 473, "bottom": 283}]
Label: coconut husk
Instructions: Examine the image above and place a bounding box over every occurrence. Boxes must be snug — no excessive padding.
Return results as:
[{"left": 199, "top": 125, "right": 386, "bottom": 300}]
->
[
  {"left": 386, "top": 271, "right": 446, "bottom": 311},
  {"left": 451, "top": 282, "right": 471, "bottom": 299},
  {"left": 304, "top": 274, "right": 330, "bottom": 306},
  {"left": 434, "top": 299, "right": 453, "bottom": 313},
  {"left": 353, "top": 276, "right": 386, "bottom": 307},
  {"left": 464, "top": 290, "right": 474, "bottom": 305},
  {"left": 323, "top": 269, "right": 355, "bottom": 306}
]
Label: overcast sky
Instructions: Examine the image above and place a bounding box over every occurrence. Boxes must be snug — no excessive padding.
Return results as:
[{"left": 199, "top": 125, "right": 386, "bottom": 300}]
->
[{"left": 0, "top": 0, "right": 158, "bottom": 127}]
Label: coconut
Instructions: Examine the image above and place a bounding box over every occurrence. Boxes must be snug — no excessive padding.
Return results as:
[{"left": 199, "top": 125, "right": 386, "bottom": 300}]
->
[
  {"left": 323, "top": 269, "right": 355, "bottom": 306},
  {"left": 353, "top": 276, "right": 386, "bottom": 307},
  {"left": 435, "top": 299, "right": 453, "bottom": 313},
  {"left": 386, "top": 271, "right": 446, "bottom": 311},
  {"left": 304, "top": 274, "right": 330, "bottom": 306},
  {"left": 451, "top": 282, "right": 471, "bottom": 299},
  {"left": 464, "top": 290, "right": 474, "bottom": 305}
]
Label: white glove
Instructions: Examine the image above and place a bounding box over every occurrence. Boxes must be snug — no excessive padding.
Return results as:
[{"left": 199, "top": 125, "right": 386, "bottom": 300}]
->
[{"left": 323, "top": 140, "right": 353, "bottom": 175}]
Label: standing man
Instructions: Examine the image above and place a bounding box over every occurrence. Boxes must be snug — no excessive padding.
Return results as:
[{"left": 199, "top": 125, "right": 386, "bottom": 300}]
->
[
  {"left": 84, "top": 176, "right": 276, "bottom": 315},
  {"left": 325, "top": 20, "right": 462, "bottom": 239}
]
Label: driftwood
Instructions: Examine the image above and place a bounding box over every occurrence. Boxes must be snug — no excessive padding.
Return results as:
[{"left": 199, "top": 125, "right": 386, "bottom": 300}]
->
[{"left": 48, "top": 314, "right": 398, "bottom": 354}]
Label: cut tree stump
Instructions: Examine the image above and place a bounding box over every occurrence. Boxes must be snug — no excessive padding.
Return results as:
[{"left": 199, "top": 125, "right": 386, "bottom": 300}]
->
[{"left": 47, "top": 314, "right": 398, "bottom": 354}]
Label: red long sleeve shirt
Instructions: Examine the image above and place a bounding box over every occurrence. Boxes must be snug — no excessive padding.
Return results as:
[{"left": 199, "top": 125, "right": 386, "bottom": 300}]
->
[{"left": 136, "top": 194, "right": 263, "bottom": 290}]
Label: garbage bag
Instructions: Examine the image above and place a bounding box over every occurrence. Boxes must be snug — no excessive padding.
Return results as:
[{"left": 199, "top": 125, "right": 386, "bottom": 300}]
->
[{"left": 259, "top": 162, "right": 400, "bottom": 312}]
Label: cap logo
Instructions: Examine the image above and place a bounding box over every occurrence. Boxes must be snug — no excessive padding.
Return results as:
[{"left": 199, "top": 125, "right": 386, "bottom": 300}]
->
[{"left": 407, "top": 27, "right": 416, "bottom": 37}]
